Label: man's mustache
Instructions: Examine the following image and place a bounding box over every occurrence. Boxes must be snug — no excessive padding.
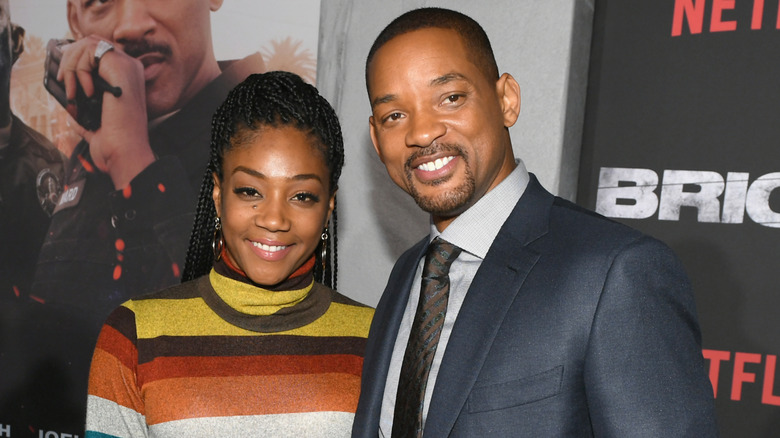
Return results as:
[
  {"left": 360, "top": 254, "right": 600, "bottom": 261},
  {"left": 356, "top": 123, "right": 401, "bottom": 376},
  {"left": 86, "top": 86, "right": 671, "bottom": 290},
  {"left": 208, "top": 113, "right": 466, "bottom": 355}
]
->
[{"left": 121, "top": 39, "right": 173, "bottom": 59}]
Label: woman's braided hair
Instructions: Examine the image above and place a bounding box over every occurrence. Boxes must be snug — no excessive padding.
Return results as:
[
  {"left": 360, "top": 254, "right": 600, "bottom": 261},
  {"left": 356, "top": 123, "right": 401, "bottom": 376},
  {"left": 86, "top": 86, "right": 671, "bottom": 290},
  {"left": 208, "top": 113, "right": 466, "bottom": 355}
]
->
[{"left": 181, "top": 71, "right": 344, "bottom": 289}]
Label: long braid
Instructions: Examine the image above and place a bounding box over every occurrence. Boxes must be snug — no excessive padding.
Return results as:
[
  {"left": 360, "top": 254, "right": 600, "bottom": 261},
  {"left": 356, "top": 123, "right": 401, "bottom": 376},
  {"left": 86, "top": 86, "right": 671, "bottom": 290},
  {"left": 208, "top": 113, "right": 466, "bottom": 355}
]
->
[
  {"left": 182, "top": 71, "right": 345, "bottom": 287},
  {"left": 331, "top": 199, "right": 339, "bottom": 290}
]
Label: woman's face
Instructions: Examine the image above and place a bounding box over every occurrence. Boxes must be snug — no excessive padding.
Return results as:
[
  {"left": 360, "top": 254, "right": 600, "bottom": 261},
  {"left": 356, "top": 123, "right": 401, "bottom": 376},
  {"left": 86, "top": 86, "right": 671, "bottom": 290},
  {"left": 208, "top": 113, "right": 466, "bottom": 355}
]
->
[{"left": 212, "top": 125, "right": 334, "bottom": 286}]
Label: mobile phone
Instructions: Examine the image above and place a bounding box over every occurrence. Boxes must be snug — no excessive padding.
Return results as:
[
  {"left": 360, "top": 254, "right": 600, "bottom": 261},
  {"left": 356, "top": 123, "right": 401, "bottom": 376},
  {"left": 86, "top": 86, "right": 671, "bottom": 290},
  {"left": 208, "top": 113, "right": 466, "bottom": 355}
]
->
[{"left": 43, "top": 38, "right": 103, "bottom": 131}]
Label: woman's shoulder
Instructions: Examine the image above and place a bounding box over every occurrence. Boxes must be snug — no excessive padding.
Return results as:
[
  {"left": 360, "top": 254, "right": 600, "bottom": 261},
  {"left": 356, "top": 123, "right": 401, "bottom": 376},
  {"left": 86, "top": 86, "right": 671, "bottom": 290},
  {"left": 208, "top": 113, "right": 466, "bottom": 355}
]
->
[
  {"left": 117, "top": 276, "right": 207, "bottom": 316},
  {"left": 314, "top": 282, "right": 374, "bottom": 310}
]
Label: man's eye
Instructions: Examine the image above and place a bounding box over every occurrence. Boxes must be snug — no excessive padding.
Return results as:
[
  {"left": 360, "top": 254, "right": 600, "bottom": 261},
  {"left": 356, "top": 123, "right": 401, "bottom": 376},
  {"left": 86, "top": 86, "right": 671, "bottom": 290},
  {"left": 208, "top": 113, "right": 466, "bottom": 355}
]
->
[
  {"left": 446, "top": 94, "right": 462, "bottom": 103},
  {"left": 384, "top": 112, "right": 403, "bottom": 123}
]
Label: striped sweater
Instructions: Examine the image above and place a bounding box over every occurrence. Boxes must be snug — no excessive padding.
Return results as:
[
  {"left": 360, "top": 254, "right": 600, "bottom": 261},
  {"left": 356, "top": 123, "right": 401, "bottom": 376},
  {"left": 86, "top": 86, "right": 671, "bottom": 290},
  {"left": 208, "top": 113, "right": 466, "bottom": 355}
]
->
[{"left": 85, "top": 269, "right": 374, "bottom": 437}]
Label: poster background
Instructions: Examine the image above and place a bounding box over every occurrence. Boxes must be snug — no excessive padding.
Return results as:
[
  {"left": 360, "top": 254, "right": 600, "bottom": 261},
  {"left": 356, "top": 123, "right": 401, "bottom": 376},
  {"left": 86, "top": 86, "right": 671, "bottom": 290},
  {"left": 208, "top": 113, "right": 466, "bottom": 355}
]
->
[{"left": 578, "top": 1, "right": 780, "bottom": 436}]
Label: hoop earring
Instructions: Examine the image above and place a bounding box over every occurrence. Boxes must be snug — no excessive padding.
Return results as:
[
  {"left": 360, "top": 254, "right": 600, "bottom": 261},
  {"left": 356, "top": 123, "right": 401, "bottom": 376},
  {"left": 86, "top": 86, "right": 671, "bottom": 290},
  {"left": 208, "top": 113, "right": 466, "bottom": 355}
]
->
[
  {"left": 320, "top": 228, "right": 329, "bottom": 271},
  {"left": 212, "top": 217, "right": 224, "bottom": 261}
]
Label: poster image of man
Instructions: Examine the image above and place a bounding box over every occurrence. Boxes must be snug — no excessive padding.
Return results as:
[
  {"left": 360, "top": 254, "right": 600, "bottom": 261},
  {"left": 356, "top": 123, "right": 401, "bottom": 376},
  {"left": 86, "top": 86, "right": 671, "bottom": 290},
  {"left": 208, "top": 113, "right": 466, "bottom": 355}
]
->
[
  {"left": 0, "top": 1, "right": 65, "bottom": 303},
  {"left": 0, "top": 0, "right": 320, "bottom": 435}
]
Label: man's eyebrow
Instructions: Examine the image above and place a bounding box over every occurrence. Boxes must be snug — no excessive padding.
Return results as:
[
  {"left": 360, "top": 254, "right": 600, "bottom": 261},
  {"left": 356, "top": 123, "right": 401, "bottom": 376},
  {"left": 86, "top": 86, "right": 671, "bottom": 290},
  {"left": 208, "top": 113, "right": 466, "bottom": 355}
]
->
[
  {"left": 371, "top": 93, "right": 396, "bottom": 109},
  {"left": 431, "top": 72, "right": 467, "bottom": 86},
  {"left": 370, "top": 73, "right": 468, "bottom": 109}
]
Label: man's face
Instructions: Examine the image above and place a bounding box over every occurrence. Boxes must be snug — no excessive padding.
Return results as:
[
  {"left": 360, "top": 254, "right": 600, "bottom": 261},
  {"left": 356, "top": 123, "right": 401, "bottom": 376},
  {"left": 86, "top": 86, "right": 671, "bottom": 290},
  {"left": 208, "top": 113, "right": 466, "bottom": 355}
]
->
[
  {"left": 67, "top": 0, "right": 223, "bottom": 118},
  {"left": 367, "top": 27, "right": 520, "bottom": 229}
]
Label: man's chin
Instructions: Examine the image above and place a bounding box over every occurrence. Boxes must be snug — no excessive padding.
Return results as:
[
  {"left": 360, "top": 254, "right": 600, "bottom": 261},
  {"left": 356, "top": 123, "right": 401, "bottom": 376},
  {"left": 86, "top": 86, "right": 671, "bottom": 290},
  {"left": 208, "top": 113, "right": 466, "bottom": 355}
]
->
[
  {"left": 412, "top": 191, "right": 473, "bottom": 217},
  {"left": 145, "top": 93, "right": 181, "bottom": 121}
]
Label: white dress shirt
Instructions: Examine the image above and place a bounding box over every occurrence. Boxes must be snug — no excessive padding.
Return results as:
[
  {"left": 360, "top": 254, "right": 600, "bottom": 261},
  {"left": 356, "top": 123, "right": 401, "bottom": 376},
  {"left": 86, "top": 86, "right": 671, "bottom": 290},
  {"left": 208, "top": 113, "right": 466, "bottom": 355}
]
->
[{"left": 378, "top": 160, "right": 530, "bottom": 436}]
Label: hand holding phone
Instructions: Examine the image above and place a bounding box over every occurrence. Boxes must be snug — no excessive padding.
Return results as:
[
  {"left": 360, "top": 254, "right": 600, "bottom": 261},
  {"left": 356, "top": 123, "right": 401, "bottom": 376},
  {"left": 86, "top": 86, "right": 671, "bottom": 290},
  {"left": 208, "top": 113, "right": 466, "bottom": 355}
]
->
[
  {"left": 42, "top": 37, "right": 154, "bottom": 189},
  {"left": 43, "top": 39, "right": 122, "bottom": 131}
]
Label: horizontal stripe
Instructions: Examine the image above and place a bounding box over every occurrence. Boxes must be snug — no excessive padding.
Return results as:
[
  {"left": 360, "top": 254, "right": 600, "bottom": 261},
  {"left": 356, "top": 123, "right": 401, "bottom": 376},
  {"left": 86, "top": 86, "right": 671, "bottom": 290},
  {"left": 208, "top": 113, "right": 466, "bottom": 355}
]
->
[
  {"left": 137, "top": 334, "right": 366, "bottom": 364},
  {"left": 86, "top": 395, "right": 148, "bottom": 437},
  {"left": 134, "top": 280, "right": 201, "bottom": 300},
  {"left": 149, "top": 411, "right": 353, "bottom": 438},
  {"left": 143, "top": 373, "right": 361, "bottom": 425},
  {"left": 94, "top": 324, "right": 137, "bottom": 371},
  {"left": 331, "top": 291, "right": 372, "bottom": 308},
  {"left": 85, "top": 432, "right": 120, "bottom": 438},
  {"left": 131, "top": 297, "right": 372, "bottom": 338},
  {"left": 104, "top": 305, "right": 137, "bottom": 342},
  {"left": 88, "top": 348, "right": 143, "bottom": 412},
  {"left": 137, "top": 353, "right": 363, "bottom": 387}
]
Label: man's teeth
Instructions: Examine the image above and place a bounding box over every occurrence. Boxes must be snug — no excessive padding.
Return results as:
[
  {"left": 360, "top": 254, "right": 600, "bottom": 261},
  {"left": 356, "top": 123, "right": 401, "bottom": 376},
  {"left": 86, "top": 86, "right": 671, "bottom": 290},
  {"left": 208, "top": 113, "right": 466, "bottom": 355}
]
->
[
  {"left": 417, "top": 156, "right": 454, "bottom": 172},
  {"left": 253, "top": 242, "right": 287, "bottom": 252}
]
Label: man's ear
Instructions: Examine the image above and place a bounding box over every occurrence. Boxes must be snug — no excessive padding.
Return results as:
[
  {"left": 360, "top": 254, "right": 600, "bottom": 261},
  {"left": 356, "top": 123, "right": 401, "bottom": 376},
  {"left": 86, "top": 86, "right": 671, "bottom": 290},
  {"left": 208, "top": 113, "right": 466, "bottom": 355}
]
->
[
  {"left": 496, "top": 73, "right": 521, "bottom": 128},
  {"left": 368, "top": 116, "right": 385, "bottom": 163},
  {"left": 66, "top": 0, "right": 84, "bottom": 39},
  {"left": 211, "top": 173, "right": 222, "bottom": 217}
]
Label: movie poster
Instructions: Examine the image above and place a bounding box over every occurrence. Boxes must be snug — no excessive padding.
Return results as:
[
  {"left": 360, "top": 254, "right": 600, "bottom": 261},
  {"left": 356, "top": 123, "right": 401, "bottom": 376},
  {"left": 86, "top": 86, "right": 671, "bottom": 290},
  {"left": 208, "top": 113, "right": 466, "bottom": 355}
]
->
[
  {"left": 578, "top": 1, "right": 780, "bottom": 435},
  {"left": 0, "top": 1, "right": 320, "bottom": 435}
]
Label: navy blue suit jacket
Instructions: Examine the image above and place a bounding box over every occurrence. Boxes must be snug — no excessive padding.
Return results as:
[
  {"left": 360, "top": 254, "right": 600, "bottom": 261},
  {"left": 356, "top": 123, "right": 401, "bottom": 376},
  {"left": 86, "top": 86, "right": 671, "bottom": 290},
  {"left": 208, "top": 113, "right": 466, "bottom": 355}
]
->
[{"left": 353, "top": 176, "right": 718, "bottom": 437}]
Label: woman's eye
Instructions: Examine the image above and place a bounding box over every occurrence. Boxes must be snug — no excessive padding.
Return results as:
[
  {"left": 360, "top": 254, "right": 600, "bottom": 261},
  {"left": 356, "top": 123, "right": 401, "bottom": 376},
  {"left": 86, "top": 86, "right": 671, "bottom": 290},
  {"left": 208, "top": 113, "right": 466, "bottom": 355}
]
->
[
  {"left": 234, "top": 187, "right": 260, "bottom": 198},
  {"left": 446, "top": 94, "right": 462, "bottom": 103},
  {"left": 293, "top": 192, "right": 320, "bottom": 203}
]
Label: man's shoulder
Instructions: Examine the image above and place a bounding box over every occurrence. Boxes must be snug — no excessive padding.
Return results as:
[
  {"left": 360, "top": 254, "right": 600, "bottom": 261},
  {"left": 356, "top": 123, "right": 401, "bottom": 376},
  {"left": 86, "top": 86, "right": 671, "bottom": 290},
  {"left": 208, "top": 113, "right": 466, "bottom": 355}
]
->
[
  {"left": 550, "top": 195, "right": 643, "bottom": 239},
  {"left": 541, "top": 195, "right": 680, "bottom": 264},
  {"left": 9, "top": 115, "right": 65, "bottom": 164}
]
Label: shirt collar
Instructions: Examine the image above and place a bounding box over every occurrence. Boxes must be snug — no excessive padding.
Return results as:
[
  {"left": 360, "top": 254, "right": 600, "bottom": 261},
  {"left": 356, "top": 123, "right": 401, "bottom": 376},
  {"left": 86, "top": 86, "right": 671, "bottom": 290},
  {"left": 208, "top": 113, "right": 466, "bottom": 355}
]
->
[{"left": 433, "top": 159, "right": 529, "bottom": 259}]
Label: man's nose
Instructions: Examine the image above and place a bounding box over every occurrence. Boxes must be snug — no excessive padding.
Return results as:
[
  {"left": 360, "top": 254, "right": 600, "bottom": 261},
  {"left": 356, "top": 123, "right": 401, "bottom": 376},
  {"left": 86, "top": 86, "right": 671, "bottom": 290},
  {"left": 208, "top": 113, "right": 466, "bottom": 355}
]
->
[
  {"left": 113, "top": 1, "right": 156, "bottom": 43},
  {"left": 405, "top": 110, "right": 446, "bottom": 148}
]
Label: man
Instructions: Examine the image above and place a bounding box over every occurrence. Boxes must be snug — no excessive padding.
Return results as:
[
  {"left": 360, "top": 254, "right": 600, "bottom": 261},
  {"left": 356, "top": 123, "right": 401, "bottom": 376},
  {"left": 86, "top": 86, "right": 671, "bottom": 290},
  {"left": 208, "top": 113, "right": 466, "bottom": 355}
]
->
[
  {"left": 0, "top": 1, "right": 64, "bottom": 302},
  {"left": 353, "top": 7, "right": 718, "bottom": 437},
  {"left": 32, "top": 0, "right": 264, "bottom": 321},
  {"left": 0, "top": 2, "right": 66, "bottom": 421},
  {"left": 8, "top": 0, "right": 264, "bottom": 433}
]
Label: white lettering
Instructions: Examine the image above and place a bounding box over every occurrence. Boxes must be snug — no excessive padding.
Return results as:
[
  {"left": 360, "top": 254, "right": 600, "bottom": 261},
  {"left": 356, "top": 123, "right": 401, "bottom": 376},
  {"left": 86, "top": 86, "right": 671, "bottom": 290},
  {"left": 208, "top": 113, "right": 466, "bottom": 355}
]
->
[
  {"left": 722, "top": 172, "right": 749, "bottom": 224},
  {"left": 38, "top": 431, "right": 76, "bottom": 438},
  {"left": 745, "top": 173, "right": 780, "bottom": 228},
  {"left": 0, "top": 423, "right": 10, "bottom": 437},
  {"left": 658, "top": 170, "right": 724, "bottom": 222},
  {"left": 595, "top": 167, "right": 658, "bottom": 219},
  {"left": 58, "top": 186, "right": 79, "bottom": 205},
  {"left": 595, "top": 167, "right": 780, "bottom": 228}
]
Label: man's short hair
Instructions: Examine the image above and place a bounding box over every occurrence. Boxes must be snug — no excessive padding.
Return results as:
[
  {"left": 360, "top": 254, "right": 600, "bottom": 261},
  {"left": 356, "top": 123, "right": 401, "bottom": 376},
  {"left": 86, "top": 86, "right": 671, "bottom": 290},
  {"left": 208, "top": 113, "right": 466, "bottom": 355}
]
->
[{"left": 365, "top": 7, "right": 500, "bottom": 91}]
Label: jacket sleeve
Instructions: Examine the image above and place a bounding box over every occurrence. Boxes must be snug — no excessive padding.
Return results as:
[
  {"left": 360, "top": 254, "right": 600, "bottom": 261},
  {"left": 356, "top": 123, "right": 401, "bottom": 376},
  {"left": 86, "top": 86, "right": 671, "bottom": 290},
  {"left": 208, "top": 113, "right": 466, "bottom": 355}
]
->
[{"left": 584, "top": 236, "right": 719, "bottom": 437}]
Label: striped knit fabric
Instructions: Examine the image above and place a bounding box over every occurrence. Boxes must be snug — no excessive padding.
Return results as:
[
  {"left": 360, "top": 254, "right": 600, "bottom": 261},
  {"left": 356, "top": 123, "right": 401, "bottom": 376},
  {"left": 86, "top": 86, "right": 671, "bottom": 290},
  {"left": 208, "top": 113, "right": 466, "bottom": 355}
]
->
[{"left": 85, "top": 269, "right": 374, "bottom": 437}]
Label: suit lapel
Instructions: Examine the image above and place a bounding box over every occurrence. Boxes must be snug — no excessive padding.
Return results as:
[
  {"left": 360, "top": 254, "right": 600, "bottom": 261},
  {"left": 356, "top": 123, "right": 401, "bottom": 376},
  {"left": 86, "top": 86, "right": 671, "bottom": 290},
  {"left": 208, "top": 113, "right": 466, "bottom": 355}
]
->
[
  {"left": 355, "top": 238, "right": 429, "bottom": 433},
  {"left": 425, "top": 176, "right": 554, "bottom": 435}
]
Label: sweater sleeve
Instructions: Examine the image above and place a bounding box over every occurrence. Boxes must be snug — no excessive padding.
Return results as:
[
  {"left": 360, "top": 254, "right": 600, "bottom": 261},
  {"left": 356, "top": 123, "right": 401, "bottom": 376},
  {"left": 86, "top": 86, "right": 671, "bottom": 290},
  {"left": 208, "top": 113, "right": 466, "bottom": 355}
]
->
[{"left": 85, "top": 303, "right": 149, "bottom": 437}]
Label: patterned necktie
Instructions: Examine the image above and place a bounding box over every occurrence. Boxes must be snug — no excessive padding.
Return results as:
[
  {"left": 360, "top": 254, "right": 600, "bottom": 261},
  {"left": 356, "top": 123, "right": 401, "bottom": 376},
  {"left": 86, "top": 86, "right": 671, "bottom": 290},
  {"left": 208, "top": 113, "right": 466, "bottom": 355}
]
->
[{"left": 393, "top": 237, "right": 462, "bottom": 438}]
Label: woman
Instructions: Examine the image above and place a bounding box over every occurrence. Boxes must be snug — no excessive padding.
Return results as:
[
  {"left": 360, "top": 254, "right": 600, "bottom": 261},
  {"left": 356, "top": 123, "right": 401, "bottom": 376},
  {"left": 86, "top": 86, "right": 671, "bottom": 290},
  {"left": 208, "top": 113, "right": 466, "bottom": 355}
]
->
[{"left": 84, "top": 71, "right": 374, "bottom": 437}]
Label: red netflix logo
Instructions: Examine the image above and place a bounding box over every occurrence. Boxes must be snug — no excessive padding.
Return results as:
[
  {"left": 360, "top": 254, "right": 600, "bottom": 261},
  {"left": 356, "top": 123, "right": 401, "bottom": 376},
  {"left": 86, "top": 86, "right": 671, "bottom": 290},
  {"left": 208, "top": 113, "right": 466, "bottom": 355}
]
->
[
  {"left": 703, "top": 349, "right": 780, "bottom": 405},
  {"left": 672, "top": 0, "right": 780, "bottom": 35}
]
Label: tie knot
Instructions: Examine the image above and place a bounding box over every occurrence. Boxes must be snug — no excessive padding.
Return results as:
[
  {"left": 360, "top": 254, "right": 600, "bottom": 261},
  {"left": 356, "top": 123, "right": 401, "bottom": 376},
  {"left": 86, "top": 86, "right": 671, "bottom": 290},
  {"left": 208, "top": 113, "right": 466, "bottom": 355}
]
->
[{"left": 423, "top": 237, "right": 462, "bottom": 279}]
